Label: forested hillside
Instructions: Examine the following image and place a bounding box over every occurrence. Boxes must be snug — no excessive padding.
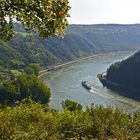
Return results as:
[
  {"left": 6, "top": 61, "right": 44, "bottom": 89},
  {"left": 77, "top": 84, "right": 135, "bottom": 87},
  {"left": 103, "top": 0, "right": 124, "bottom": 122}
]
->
[
  {"left": 1, "top": 24, "right": 140, "bottom": 69},
  {"left": 107, "top": 51, "right": 140, "bottom": 91},
  {"left": 98, "top": 51, "right": 140, "bottom": 100}
]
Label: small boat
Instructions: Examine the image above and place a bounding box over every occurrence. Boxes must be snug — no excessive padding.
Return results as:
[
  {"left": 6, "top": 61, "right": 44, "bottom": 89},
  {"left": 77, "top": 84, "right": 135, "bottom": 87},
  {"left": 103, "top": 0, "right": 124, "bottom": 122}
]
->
[{"left": 81, "top": 81, "right": 92, "bottom": 91}]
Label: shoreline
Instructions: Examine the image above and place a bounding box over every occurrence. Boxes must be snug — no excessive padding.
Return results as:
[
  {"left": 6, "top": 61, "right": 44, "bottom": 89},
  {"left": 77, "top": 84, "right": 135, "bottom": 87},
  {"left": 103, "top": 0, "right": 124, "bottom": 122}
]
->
[
  {"left": 98, "top": 73, "right": 140, "bottom": 102},
  {"left": 38, "top": 51, "right": 134, "bottom": 79},
  {"left": 38, "top": 53, "right": 100, "bottom": 78}
]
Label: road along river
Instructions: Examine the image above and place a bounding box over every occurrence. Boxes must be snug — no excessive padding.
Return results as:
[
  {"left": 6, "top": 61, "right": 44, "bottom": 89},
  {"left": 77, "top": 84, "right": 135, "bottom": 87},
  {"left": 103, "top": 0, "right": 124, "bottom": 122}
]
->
[{"left": 43, "top": 51, "right": 140, "bottom": 111}]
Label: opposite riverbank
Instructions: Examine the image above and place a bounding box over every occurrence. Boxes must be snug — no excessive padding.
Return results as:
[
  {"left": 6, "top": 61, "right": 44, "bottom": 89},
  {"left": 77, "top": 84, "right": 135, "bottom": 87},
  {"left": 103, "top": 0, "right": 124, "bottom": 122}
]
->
[
  {"left": 38, "top": 51, "right": 134, "bottom": 79},
  {"left": 38, "top": 51, "right": 135, "bottom": 78},
  {"left": 38, "top": 53, "right": 101, "bottom": 78}
]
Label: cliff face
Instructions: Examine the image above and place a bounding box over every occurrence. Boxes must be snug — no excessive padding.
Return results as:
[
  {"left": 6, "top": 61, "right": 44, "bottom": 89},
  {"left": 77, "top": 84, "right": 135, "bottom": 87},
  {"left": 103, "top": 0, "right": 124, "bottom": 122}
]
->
[{"left": 98, "top": 51, "right": 140, "bottom": 100}]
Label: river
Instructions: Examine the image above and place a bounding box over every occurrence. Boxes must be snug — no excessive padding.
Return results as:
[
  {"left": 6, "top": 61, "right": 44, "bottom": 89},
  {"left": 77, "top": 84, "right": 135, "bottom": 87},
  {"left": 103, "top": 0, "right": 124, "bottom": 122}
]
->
[{"left": 43, "top": 51, "right": 140, "bottom": 111}]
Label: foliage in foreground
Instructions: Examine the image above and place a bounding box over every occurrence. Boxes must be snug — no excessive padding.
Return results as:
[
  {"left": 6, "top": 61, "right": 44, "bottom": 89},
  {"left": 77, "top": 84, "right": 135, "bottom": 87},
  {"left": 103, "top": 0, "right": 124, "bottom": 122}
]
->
[
  {"left": 0, "top": 0, "right": 70, "bottom": 41},
  {"left": 0, "top": 100, "right": 139, "bottom": 140}
]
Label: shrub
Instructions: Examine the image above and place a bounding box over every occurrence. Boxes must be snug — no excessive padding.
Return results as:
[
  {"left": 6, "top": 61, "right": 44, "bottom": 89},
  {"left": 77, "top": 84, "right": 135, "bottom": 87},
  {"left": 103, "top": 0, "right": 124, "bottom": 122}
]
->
[{"left": 0, "top": 102, "right": 139, "bottom": 140}]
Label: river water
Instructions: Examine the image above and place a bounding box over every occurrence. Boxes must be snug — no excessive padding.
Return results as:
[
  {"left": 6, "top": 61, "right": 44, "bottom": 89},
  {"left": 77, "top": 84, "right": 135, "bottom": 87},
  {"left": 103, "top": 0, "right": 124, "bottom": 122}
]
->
[{"left": 44, "top": 51, "right": 140, "bottom": 111}]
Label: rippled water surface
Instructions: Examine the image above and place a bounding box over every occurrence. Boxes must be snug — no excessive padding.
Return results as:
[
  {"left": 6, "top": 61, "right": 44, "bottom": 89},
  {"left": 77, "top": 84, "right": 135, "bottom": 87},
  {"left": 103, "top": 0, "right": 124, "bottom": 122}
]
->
[{"left": 44, "top": 51, "right": 140, "bottom": 111}]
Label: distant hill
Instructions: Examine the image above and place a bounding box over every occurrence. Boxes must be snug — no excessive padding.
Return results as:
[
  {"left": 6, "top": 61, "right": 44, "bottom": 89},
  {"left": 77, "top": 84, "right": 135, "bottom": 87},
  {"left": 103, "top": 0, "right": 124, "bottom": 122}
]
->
[
  {"left": 98, "top": 51, "right": 140, "bottom": 101},
  {"left": 1, "top": 24, "right": 140, "bottom": 69}
]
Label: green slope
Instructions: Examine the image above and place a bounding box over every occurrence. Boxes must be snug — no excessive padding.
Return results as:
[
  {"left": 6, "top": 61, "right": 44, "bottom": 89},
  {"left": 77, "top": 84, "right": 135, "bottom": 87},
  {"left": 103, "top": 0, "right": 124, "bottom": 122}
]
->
[{"left": 1, "top": 24, "right": 140, "bottom": 69}]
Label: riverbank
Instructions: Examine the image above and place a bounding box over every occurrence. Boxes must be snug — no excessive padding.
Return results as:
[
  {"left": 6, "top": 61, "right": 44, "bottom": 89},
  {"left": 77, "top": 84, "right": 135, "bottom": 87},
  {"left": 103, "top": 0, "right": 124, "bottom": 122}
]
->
[
  {"left": 97, "top": 73, "right": 140, "bottom": 102},
  {"left": 38, "top": 53, "right": 101, "bottom": 78},
  {"left": 38, "top": 51, "right": 135, "bottom": 79}
]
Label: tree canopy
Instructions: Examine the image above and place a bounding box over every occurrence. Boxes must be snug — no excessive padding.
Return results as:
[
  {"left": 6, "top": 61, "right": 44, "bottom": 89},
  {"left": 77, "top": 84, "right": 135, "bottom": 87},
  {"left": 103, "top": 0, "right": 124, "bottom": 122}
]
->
[
  {"left": 0, "top": 74, "right": 51, "bottom": 104},
  {"left": 0, "top": 0, "right": 70, "bottom": 41},
  {"left": 25, "top": 64, "right": 41, "bottom": 76}
]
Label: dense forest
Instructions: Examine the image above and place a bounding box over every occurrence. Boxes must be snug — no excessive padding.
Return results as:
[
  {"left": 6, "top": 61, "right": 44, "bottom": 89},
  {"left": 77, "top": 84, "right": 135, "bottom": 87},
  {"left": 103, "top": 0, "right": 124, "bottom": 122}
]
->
[
  {"left": 98, "top": 51, "right": 140, "bottom": 101},
  {"left": 1, "top": 24, "right": 140, "bottom": 69}
]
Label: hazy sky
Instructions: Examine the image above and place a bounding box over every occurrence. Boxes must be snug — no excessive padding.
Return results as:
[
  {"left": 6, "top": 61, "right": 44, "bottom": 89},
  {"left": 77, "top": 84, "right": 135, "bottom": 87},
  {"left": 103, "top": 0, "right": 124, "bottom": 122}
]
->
[{"left": 68, "top": 0, "right": 140, "bottom": 24}]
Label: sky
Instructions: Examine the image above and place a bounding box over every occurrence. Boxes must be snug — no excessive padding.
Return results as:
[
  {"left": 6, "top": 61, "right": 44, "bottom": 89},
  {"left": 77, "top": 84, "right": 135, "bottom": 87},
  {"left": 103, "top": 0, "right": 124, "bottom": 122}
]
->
[{"left": 68, "top": 0, "right": 140, "bottom": 24}]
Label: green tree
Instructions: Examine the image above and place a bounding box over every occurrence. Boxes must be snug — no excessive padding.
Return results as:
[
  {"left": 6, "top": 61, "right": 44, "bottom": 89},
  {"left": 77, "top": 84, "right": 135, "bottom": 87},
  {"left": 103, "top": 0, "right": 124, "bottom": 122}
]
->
[
  {"left": 17, "top": 74, "right": 51, "bottom": 103},
  {"left": 0, "top": 0, "right": 70, "bottom": 41},
  {"left": 28, "top": 64, "right": 41, "bottom": 76},
  {"left": 0, "top": 80, "right": 19, "bottom": 104},
  {"left": 62, "top": 99, "right": 83, "bottom": 111},
  {"left": 0, "top": 74, "right": 51, "bottom": 104},
  {"left": 24, "top": 66, "right": 35, "bottom": 75},
  {"left": 25, "top": 64, "right": 41, "bottom": 76}
]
